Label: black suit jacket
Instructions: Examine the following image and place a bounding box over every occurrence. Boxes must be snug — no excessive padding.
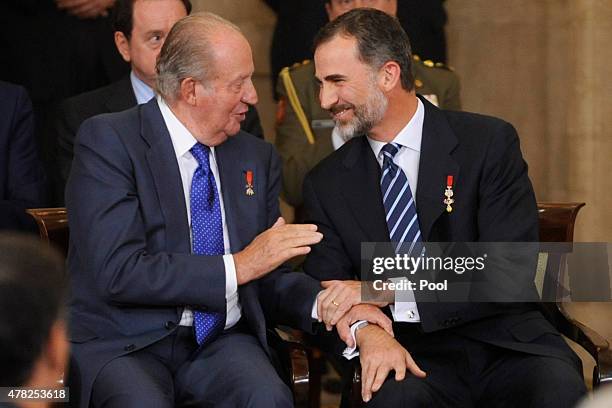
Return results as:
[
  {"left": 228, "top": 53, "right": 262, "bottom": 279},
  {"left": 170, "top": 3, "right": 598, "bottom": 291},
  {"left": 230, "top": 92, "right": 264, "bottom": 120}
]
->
[
  {"left": 302, "top": 97, "right": 580, "bottom": 368},
  {"left": 0, "top": 81, "right": 47, "bottom": 231},
  {"left": 66, "top": 98, "right": 319, "bottom": 408},
  {"left": 54, "top": 77, "right": 265, "bottom": 204}
]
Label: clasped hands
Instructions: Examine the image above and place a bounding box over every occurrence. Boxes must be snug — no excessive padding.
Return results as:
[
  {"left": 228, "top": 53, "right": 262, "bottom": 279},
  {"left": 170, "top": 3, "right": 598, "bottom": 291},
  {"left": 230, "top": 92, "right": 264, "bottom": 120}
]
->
[
  {"left": 317, "top": 280, "right": 426, "bottom": 403},
  {"left": 232, "top": 218, "right": 425, "bottom": 402}
]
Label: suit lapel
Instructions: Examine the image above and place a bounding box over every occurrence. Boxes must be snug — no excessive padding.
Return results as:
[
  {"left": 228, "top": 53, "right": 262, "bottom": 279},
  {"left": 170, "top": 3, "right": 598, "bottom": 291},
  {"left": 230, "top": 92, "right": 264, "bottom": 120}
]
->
[
  {"left": 104, "top": 77, "right": 137, "bottom": 113},
  {"left": 140, "top": 99, "right": 191, "bottom": 253},
  {"left": 340, "top": 137, "right": 390, "bottom": 243},
  {"left": 214, "top": 136, "right": 259, "bottom": 252},
  {"left": 215, "top": 136, "right": 268, "bottom": 351},
  {"left": 416, "top": 97, "right": 459, "bottom": 241}
]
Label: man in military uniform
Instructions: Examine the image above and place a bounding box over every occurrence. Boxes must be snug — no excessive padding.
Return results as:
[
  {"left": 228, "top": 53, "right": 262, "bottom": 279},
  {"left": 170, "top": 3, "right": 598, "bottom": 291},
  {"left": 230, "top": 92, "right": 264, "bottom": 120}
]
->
[{"left": 275, "top": 0, "right": 461, "bottom": 215}]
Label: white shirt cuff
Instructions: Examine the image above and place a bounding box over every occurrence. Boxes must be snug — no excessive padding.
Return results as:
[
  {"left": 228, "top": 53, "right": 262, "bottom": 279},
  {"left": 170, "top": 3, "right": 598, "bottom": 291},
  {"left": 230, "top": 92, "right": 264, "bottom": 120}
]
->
[
  {"left": 223, "top": 254, "right": 238, "bottom": 299},
  {"left": 342, "top": 320, "right": 368, "bottom": 360},
  {"left": 311, "top": 293, "right": 320, "bottom": 320}
]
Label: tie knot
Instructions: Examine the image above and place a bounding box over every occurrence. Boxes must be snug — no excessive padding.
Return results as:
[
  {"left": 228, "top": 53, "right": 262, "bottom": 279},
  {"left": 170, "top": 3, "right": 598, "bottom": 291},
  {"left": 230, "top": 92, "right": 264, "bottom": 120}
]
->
[
  {"left": 190, "top": 143, "right": 210, "bottom": 168},
  {"left": 381, "top": 143, "right": 401, "bottom": 160}
]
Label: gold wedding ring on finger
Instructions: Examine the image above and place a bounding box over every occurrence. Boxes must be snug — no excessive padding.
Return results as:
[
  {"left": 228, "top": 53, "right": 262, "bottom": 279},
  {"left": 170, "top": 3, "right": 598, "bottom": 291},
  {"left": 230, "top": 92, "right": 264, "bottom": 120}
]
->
[{"left": 331, "top": 299, "right": 340, "bottom": 307}]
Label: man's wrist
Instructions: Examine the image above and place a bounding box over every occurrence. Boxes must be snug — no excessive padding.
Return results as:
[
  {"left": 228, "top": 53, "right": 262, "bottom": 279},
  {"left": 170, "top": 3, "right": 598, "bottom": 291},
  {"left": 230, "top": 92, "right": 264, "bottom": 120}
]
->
[{"left": 355, "top": 323, "right": 377, "bottom": 346}]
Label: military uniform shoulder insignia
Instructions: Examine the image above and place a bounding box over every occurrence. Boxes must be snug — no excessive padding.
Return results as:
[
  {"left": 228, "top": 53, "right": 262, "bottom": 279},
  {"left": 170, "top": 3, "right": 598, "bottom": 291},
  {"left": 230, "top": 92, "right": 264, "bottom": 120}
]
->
[
  {"left": 290, "top": 59, "right": 312, "bottom": 70},
  {"left": 279, "top": 66, "right": 316, "bottom": 145},
  {"left": 434, "top": 62, "right": 455, "bottom": 72},
  {"left": 416, "top": 56, "right": 455, "bottom": 72}
]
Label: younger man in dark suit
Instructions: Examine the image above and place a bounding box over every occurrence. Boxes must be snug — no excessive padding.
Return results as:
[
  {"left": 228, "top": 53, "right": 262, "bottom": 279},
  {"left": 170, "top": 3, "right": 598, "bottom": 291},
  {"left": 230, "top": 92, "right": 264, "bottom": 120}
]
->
[{"left": 304, "top": 9, "right": 586, "bottom": 407}]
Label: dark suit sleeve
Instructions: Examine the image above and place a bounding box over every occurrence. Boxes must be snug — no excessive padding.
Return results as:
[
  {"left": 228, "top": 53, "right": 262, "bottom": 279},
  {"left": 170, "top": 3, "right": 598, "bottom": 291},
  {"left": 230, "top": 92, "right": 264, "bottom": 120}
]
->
[
  {"left": 302, "top": 175, "right": 356, "bottom": 282},
  {"left": 477, "top": 121, "right": 538, "bottom": 242},
  {"left": 66, "top": 118, "right": 227, "bottom": 312},
  {"left": 257, "top": 143, "right": 321, "bottom": 333},
  {"left": 0, "top": 85, "right": 47, "bottom": 230}
]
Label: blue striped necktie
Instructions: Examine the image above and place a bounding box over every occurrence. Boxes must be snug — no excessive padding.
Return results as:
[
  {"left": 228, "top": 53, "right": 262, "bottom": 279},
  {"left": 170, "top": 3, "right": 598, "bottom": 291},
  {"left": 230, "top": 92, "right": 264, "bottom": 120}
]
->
[
  {"left": 380, "top": 143, "right": 422, "bottom": 255},
  {"left": 190, "top": 143, "right": 225, "bottom": 346}
]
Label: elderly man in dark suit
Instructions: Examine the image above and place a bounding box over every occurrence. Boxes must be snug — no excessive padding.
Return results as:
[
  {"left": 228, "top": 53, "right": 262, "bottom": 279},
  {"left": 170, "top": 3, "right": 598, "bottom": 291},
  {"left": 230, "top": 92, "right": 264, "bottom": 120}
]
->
[
  {"left": 54, "top": 0, "right": 265, "bottom": 205},
  {"left": 304, "top": 9, "right": 586, "bottom": 407},
  {"left": 66, "top": 12, "right": 324, "bottom": 408},
  {"left": 0, "top": 81, "right": 47, "bottom": 231}
]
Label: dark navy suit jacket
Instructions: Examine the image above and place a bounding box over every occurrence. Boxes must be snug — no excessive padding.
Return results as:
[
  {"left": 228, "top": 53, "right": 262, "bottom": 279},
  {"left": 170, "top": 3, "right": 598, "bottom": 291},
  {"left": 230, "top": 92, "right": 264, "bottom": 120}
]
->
[
  {"left": 0, "top": 81, "right": 47, "bottom": 231},
  {"left": 303, "top": 97, "right": 581, "bottom": 371},
  {"left": 65, "top": 98, "right": 320, "bottom": 408}
]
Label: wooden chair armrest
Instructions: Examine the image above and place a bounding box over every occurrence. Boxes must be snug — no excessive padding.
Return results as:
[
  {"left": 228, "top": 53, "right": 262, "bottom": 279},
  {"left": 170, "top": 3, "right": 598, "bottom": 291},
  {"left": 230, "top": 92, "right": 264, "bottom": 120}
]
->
[
  {"left": 269, "top": 328, "right": 310, "bottom": 407},
  {"left": 594, "top": 348, "right": 612, "bottom": 387}
]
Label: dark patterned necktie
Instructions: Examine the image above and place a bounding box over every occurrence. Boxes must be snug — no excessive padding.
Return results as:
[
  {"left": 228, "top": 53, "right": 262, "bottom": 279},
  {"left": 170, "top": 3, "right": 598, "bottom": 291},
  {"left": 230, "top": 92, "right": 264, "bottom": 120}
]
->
[{"left": 380, "top": 143, "right": 422, "bottom": 255}]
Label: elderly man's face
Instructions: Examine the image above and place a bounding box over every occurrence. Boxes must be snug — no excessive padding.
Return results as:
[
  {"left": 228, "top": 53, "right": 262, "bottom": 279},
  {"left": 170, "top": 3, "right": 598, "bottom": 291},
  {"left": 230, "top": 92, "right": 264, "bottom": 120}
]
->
[
  {"left": 193, "top": 30, "right": 257, "bottom": 146},
  {"left": 315, "top": 35, "right": 387, "bottom": 139},
  {"left": 115, "top": 0, "right": 187, "bottom": 88},
  {"left": 326, "top": 0, "right": 397, "bottom": 21}
]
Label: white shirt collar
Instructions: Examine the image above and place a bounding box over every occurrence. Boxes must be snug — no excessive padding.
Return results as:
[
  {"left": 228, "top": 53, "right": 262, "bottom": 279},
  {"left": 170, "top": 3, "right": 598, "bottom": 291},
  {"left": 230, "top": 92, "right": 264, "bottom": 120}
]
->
[
  {"left": 130, "top": 71, "right": 155, "bottom": 105},
  {"left": 367, "top": 98, "right": 424, "bottom": 159},
  {"left": 157, "top": 95, "right": 201, "bottom": 159}
]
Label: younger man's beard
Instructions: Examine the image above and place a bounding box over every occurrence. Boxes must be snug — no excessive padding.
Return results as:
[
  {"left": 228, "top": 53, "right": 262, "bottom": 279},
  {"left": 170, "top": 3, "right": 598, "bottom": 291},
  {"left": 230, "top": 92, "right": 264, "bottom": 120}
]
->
[{"left": 334, "top": 82, "right": 388, "bottom": 141}]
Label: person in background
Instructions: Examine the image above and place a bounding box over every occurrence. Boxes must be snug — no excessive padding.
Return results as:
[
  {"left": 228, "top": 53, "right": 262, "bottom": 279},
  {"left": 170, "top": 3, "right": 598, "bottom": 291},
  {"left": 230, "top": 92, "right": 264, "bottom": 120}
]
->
[
  {"left": 0, "top": 233, "right": 69, "bottom": 408},
  {"left": 54, "top": 0, "right": 267, "bottom": 204},
  {"left": 264, "top": 0, "right": 449, "bottom": 99},
  {"left": 0, "top": 0, "right": 130, "bottom": 199},
  {"left": 0, "top": 81, "right": 47, "bottom": 232}
]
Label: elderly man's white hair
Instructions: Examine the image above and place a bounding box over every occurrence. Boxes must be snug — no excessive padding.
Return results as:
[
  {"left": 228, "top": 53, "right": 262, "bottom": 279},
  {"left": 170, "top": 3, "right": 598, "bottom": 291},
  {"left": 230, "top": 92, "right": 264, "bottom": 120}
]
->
[{"left": 156, "top": 12, "right": 242, "bottom": 101}]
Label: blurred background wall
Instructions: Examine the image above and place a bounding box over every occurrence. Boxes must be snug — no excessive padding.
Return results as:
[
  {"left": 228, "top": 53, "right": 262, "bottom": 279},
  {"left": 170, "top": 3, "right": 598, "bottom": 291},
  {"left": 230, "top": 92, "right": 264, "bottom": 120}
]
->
[{"left": 191, "top": 0, "right": 611, "bottom": 243}]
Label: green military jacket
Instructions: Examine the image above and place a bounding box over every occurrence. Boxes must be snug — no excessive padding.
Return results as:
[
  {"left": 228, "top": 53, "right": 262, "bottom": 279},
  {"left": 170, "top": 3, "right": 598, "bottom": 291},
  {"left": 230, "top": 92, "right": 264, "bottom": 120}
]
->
[{"left": 275, "top": 57, "right": 462, "bottom": 209}]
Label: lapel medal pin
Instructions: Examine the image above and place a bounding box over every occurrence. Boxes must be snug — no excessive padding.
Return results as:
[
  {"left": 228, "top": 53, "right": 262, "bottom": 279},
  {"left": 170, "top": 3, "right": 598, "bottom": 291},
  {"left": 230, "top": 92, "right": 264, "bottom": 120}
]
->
[
  {"left": 444, "top": 175, "right": 454, "bottom": 213},
  {"left": 245, "top": 170, "right": 255, "bottom": 196}
]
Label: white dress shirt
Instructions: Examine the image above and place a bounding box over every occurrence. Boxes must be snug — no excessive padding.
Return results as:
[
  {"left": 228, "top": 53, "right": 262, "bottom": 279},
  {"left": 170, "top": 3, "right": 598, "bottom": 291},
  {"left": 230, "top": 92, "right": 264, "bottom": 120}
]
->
[
  {"left": 130, "top": 71, "right": 155, "bottom": 105},
  {"left": 341, "top": 98, "right": 426, "bottom": 358},
  {"left": 157, "top": 96, "right": 241, "bottom": 329}
]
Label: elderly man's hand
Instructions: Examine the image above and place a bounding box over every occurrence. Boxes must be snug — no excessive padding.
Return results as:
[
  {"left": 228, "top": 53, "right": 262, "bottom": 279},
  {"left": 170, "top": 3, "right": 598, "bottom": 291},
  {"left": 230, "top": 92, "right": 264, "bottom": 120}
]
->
[
  {"left": 357, "top": 325, "right": 426, "bottom": 403},
  {"left": 55, "top": 0, "right": 115, "bottom": 19},
  {"left": 316, "top": 280, "right": 391, "bottom": 330},
  {"left": 233, "top": 217, "right": 322, "bottom": 285},
  {"left": 336, "top": 304, "right": 394, "bottom": 348}
]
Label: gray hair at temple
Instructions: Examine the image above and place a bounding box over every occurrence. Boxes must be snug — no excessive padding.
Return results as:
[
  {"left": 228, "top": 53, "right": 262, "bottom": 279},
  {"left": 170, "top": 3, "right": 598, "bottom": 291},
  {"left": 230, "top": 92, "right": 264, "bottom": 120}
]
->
[
  {"left": 314, "top": 8, "right": 415, "bottom": 91},
  {"left": 155, "top": 12, "right": 242, "bottom": 101}
]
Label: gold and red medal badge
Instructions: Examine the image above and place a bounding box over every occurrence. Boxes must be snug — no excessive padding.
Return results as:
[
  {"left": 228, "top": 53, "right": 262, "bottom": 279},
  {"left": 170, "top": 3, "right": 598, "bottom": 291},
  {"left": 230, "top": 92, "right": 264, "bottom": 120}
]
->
[
  {"left": 443, "top": 175, "right": 454, "bottom": 213},
  {"left": 245, "top": 171, "right": 255, "bottom": 196}
]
